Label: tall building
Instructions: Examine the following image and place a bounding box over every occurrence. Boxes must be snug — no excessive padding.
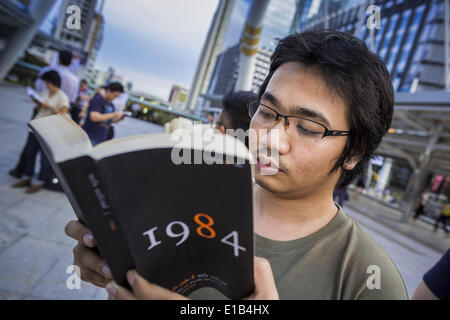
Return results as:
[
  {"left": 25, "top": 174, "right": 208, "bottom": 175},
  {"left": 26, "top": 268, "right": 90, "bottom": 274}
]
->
[
  {"left": 168, "top": 85, "right": 189, "bottom": 110},
  {"left": 198, "top": 0, "right": 299, "bottom": 116},
  {"left": 300, "top": 0, "right": 448, "bottom": 92},
  {"left": 53, "top": 0, "right": 98, "bottom": 53},
  {"left": 83, "top": 11, "right": 104, "bottom": 83}
]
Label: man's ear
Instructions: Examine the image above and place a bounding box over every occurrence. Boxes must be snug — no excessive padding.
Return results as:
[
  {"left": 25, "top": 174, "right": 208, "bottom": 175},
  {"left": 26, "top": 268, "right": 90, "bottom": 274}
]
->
[{"left": 343, "top": 156, "right": 360, "bottom": 171}]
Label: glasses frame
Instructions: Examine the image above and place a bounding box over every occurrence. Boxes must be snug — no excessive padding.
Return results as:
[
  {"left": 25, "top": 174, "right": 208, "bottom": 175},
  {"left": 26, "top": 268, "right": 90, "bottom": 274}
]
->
[{"left": 249, "top": 103, "right": 351, "bottom": 139}]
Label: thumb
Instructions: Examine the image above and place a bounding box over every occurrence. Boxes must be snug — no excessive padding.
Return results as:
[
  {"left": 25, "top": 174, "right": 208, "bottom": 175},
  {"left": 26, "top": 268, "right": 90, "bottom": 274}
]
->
[{"left": 251, "top": 257, "right": 279, "bottom": 300}]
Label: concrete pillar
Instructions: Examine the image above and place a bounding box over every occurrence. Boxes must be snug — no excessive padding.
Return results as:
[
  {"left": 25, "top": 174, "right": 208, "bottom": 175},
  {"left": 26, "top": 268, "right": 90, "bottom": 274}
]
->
[
  {"left": 0, "top": 0, "right": 56, "bottom": 80},
  {"left": 186, "top": 0, "right": 231, "bottom": 113},
  {"left": 445, "top": 0, "right": 450, "bottom": 89},
  {"left": 235, "top": 0, "right": 270, "bottom": 91},
  {"left": 402, "top": 126, "right": 442, "bottom": 222},
  {"left": 376, "top": 157, "right": 393, "bottom": 196}
]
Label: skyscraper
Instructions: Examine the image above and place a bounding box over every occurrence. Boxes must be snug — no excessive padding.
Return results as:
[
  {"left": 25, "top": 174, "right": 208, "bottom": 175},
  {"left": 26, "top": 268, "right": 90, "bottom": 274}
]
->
[
  {"left": 300, "top": 0, "right": 448, "bottom": 92},
  {"left": 198, "top": 0, "right": 298, "bottom": 115}
]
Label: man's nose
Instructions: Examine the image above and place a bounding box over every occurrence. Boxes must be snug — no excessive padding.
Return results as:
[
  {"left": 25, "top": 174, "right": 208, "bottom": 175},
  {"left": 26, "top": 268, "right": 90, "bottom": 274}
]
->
[{"left": 267, "top": 120, "right": 290, "bottom": 155}]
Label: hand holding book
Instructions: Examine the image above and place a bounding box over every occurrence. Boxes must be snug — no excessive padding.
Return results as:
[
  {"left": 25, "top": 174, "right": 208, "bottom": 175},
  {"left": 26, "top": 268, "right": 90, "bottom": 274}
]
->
[
  {"left": 65, "top": 219, "right": 278, "bottom": 300},
  {"left": 31, "top": 114, "right": 255, "bottom": 299},
  {"left": 65, "top": 220, "right": 113, "bottom": 287}
]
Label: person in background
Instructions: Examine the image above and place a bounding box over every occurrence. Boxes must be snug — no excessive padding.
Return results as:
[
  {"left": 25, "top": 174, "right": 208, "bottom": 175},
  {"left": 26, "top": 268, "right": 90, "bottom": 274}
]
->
[
  {"left": 214, "top": 90, "right": 256, "bottom": 147},
  {"left": 35, "top": 50, "right": 79, "bottom": 108},
  {"left": 80, "top": 86, "right": 106, "bottom": 125},
  {"left": 130, "top": 102, "right": 141, "bottom": 118},
  {"left": 82, "top": 82, "right": 124, "bottom": 146},
  {"left": 433, "top": 202, "right": 450, "bottom": 236},
  {"left": 71, "top": 79, "right": 92, "bottom": 124},
  {"left": 353, "top": 174, "right": 366, "bottom": 200},
  {"left": 8, "top": 104, "right": 40, "bottom": 179},
  {"left": 106, "top": 92, "right": 128, "bottom": 140},
  {"left": 11, "top": 71, "right": 69, "bottom": 194},
  {"left": 413, "top": 189, "right": 430, "bottom": 221},
  {"left": 333, "top": 184, "right": 349, "bottom": 207},
  {"left": 412, "top": 248, "right": 450, "bottom": 300}
]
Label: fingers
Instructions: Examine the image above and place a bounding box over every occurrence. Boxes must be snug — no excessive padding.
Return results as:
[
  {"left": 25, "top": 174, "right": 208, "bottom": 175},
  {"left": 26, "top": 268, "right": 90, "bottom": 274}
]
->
[
  {"left": 127, "top": 270, "right": 188, "bottom": 300},
  {"left": 252, "top": 257, "right": 279, "bottom": 300},
  {"left": 73, "top": 242, "right": 112, "bottom": 279},
  {"left": 77, "top": 266, "right": 110, "bottom": 288},
  {"left": 106, "top": 282, "right": 136, "bottom": 300},
  {"left": 65, "top": 220, "right": 96, "bottom": 247},
  {"left": 105, "top": 270, "right": 189, "bottom": 300}
]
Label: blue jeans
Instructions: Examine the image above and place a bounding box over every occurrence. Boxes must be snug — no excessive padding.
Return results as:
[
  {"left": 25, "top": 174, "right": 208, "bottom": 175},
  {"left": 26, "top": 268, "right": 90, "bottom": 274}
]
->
[{"left": 23, "top": 132, "right": 51, "bottom": 183}]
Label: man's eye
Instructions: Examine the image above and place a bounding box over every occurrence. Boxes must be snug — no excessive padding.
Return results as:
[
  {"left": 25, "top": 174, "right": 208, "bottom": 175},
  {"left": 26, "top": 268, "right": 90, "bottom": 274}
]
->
[
  {"left": 296, "top": 125, "right": 321, "bottom": 136},
  {"left": 260, "top": 110, "right": 275, "bottom": 119}
]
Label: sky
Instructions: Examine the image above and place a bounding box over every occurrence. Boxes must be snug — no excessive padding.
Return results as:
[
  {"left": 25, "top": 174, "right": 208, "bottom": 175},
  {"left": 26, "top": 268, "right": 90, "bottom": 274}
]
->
[
  {"left": 95, "top": 0, "right": 219, "bottom": 100},
  {"left": 41, "top": 0, "right": 219, "bottom": 100}
]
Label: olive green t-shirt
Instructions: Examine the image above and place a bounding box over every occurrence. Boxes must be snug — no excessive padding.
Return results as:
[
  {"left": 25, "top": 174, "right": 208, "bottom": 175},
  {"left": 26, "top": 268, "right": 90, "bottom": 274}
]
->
[{"left": 189, "top": 207, "right": 409, "bottom": 300}]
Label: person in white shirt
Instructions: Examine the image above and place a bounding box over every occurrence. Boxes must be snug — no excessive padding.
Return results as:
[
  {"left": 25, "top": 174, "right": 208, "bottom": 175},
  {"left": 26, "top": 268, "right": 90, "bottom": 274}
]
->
[
  {"left": 35, "top": 50, "right": 79, "bottom": 106},
  {"left": 12, "top": 71, "right": 70, "bottom": 194}
]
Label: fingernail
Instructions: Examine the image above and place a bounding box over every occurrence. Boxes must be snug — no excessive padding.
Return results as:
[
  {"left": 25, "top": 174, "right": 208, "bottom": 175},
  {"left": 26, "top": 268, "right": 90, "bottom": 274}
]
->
[
  {"left": 82, "top": 234, "right": 94, "bottom": 246},
  {"left": 127, "top": 270, "right": 136, "bottom": 286},
  {"left": 106, "top": 282, "right": 116, "bottom": 299},
  {"left": 102, "top": 264, "right": 112, "bottom": 278}
]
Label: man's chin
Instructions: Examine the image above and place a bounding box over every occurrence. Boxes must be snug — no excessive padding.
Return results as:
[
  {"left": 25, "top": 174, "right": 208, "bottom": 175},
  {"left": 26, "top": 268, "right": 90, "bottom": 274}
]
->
[{"left": 254, "top": 174, "right": 287, "bottom": 194}]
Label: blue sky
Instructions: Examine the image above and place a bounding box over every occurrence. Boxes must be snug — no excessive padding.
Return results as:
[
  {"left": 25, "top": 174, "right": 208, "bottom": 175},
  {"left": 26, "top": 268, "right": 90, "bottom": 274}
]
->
[{"left": 42, "top": 0, "right": 219, "bottom": 100}]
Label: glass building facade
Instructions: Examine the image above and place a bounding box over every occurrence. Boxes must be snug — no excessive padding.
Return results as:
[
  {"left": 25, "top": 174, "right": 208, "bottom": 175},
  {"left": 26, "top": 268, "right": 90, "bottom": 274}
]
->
[
  {"left": 302, "top": 0, "right": 447, "bottom": 92},
  {"left": 199, "top": 0, "right": 447, "bottom": 116},
  {"left": 203, "top": 0, "right": 298, "bottom": 111}
]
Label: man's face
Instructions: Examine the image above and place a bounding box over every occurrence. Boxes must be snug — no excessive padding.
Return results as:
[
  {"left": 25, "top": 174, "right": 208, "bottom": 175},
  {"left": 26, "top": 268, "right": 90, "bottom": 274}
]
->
[
  {"left": 250, "top": 62, "right": 350, "bottom": 198},
  {"left": 105, "top": 90, "right": 121, "bottom": 102},
  {"left": 214, "top": 110, "right": 232, "bottom": 134}
]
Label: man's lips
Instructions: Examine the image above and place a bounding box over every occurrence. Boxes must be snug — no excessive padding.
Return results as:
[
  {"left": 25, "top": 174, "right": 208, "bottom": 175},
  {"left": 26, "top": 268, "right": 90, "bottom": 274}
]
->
[{"left": 257, "top": 156, "right": 282, "bottom": 174}]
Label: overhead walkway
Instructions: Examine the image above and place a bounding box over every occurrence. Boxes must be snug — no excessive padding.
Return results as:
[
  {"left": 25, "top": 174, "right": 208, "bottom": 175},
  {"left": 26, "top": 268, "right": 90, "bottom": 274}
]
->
[{"left": 376, "top": 90, "right": 450, "bottom": 222}]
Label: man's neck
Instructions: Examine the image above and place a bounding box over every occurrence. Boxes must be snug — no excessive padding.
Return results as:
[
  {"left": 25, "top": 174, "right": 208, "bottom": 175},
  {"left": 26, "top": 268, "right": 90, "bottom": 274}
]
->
[{"left": 253, "top": 183, "right": 338, "bottom": 241}]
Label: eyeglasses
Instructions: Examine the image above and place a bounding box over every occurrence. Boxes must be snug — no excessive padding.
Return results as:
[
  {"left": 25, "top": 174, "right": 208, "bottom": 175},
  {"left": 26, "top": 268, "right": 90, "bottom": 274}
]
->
[{"left": 249, "top": 103, "right": 351, "bottom": 140}]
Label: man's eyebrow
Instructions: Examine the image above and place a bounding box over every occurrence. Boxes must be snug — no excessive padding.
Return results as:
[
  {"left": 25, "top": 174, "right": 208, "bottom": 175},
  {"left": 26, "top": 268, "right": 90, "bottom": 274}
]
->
[
  {"left": 294, "top": 107, "right": 330, "bottom": 127},
  {"left": 261, "top": 91, "right": 282, "bottom": 108},
  {"left": 262, "top": 91, "right": 331, "bottom": 127}
]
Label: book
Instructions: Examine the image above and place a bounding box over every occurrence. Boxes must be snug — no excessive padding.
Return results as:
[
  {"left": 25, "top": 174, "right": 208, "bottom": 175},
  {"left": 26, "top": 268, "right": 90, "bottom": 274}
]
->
[
  {"left": 26, "top": 86, "right": 44, "bottom": 103},
  {"left": 28, "top": 114, "right": 255, "bottom": 299}
]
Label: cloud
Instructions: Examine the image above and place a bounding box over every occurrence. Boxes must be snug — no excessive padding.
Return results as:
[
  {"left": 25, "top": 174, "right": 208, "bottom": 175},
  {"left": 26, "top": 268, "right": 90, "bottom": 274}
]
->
[
  {"left": 121, "top": 68, "right": 188, "bottom": 101},
  {"left": 95, "top": 0, "right": 218, "bottom": 99}
]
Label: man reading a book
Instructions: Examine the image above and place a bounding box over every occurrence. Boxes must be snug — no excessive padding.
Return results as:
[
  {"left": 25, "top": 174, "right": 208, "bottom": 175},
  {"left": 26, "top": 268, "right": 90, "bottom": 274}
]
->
[
  {"left": 65, "top": 30, "right": 408, "bottom": 299},
  {"left": 81, "top": 82, "right": 125, "bottom": 145}
]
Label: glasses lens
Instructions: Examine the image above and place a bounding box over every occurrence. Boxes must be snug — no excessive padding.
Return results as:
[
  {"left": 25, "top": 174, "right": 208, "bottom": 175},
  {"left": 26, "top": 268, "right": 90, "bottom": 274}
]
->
[
  {"left": 291, "top": 117, "right": 325, "bottom": 138},
  {"left": 248, "top": 101, "right": 260, "bottom": 117},
  {"left": 253, "top": 104, "right": 277, "bottom": 125}
]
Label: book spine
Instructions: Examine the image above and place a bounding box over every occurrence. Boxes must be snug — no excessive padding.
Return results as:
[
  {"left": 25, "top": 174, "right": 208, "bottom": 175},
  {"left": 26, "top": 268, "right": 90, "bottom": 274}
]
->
[{"left": 59, "top": 157, "right": 134, "bottom": 287}]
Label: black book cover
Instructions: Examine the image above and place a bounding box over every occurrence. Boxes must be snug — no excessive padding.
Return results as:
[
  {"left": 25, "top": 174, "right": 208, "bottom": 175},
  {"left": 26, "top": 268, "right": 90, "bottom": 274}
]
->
[
  {"left": 28, "top": 115, "right": 255, "bottom": 299},
  {"left": 99, "top": 148, "right": 254, "bottom": 299}
]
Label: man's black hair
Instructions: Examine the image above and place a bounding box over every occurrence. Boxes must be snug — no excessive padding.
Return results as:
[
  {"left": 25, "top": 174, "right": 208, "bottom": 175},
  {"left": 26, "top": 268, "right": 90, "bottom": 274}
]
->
[
  {"left": 106, "top": 82, "right": 124, "bottom": 93},
  {"left": 259, "top": 30, "right": 394, "bottom": 187},
  {"left": 59, "top": 50, "right": 73, "bottom": 66},
  {"left": 40, "top": 70, "right": 61, "bottom": 88},
  {"left": 221, "top": 90, "right": 256, "bottom": 131}
]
